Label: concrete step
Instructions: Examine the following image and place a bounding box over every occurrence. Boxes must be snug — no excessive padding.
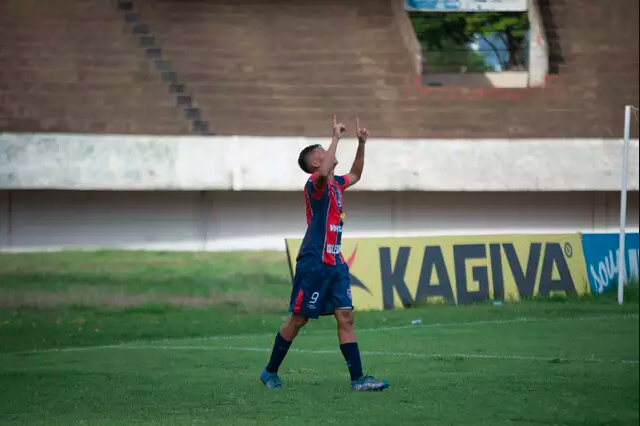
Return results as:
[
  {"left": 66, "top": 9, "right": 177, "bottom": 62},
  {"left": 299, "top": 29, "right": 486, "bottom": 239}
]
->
[
  {"left": 162, "top": 48, "right": 411, "bottom": 62},
  {"left": 0, "top": 81, "right": 175, "bottom": 93},
  {"left": 0, "top": 117, "right": 190, "bottom": 135},
  {"left": 0, "top": 50, "right": 146, "bottom": 62},
  {"left": 176, "top": 70, "right": 409, "bottom": 86},
  {"left": 0, "top": 40, "right": 146, "bottom": 55},
  {"left": 174, "top": 60, "right": 408, "bottom": 80},
  {"left": 162, "top": 53, "right": 414, "bottom": 79},
  {"left": 154, "top": 36, "right": 404, "bottom": 53},
  {"left": 188, "top": 83, "right": 396, "bottom": 99},
  {"left": 134, "top": 0, "right": 392, "bottom": 16},
  {"left": 0, "top": 21, "right": 129, "bottom": 33},
  {"left": 0, "top": 58, "right": 156, "bottom": 72},
  {"left": 1, "top": 91, "right": 177, "bottom": 108},
  {"left": 2, "top": 0, "right": 120, "bottom": 12},
  {"left": 193, "top": 93, "right": 403, "bottom": 110},
  {"left": 199, "top": 104, "right": 388, "bottom": 129},
  {"left": 0, "top": 69, "right": 162, "bottom": 84},
  {"left": 4, "top": 102, "right": 184, "bottom": 122},
  {"left": 145, "top": 25, "right": 398, "bottom": 40}
]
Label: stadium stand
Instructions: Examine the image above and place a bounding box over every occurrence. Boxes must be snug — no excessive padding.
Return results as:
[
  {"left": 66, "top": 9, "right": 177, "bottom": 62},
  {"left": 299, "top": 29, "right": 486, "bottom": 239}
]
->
[
  {"left": 0, "top": 0, "right": 638, "bottom": 138},
  {"left": 0, "top": 0, "right": 189, "bottom": 134},
  {"left": 132, "top": 0, "right": 415, "bottom": 136}
]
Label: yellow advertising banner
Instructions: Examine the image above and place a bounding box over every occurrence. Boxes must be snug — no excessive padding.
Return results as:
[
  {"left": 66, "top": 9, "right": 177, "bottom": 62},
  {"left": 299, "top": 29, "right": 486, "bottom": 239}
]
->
[{"left": 285, "top": 234, "right": 589, "bottom": 310}]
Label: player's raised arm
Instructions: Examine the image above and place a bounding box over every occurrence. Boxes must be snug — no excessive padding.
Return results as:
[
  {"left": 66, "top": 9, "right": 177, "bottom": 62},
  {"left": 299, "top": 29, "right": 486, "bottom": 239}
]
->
[
  {"left": 315, "top": 114, "right": 345, "bottom": 189},
  {"left": 346, "top": 117, "right": 369, "bottom": 189}
]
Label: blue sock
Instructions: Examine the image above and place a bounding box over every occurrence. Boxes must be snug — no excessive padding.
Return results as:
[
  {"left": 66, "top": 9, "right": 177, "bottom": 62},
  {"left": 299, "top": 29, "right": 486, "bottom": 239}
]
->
[
  {"left": 340, "top": 342, "right": 364, "bottom": 382},
  {"left": 265, "top": 333, "right": 292, "bottom": 373}
]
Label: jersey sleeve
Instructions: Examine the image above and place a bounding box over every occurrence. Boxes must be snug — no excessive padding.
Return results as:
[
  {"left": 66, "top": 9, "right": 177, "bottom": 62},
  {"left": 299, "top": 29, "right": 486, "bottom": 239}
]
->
[
  {"left": 335, "top": 174, "right": 351, "bottom": 192},
  {"left": 307, "top": 173, "right": 327, "bottom": 200}
]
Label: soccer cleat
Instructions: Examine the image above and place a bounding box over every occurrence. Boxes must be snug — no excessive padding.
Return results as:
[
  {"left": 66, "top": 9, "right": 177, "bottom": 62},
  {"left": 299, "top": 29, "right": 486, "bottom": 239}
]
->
[
  {"left": 351, "top": 375, "right": 390, "bottom": 392},
  {"left": 260, "top": 369, "right": 283, "bottom": 389}
]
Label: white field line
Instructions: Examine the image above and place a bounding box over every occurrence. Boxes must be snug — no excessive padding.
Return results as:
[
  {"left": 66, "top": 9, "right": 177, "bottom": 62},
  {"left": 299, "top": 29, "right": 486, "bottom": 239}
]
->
[
  {"left": 5, "top": 314, "right": 638, "bottom": 358},
  {"left": 126, "top": 314, "right": 640, "bottom": 345},
  {"left": 148, "top": 345, "right": 640, "bottom": 365}
]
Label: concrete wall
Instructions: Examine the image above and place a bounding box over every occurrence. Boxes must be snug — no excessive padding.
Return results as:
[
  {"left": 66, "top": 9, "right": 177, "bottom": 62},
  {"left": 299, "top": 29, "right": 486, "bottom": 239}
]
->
[
  {"left": 528, "top": 0, "right": 549, "bottom": 87},
  {"left": 1, "top": 190, "right": 637, "bottom": 252},
  {"left": 3, "top": 132, "right": 637, "bottom": 252},
  {"left": 1, "top": 133, "right": 639, "bottom": 191}
]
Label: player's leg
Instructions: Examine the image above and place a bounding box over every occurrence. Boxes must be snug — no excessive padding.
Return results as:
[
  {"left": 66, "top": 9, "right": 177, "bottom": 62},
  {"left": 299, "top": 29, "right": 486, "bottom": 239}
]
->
[
  {"left": 266, "top": 314, "right": 309, "bottom": 374},
  {"left": 260, "top": 314, "right": 308, "bottom": 388},
  {"left": 334, "top": 309, "right": 363, "bottom": 380},
  {"left": 260, "top": 260, "right": 327, "bottom": 388},
  {"left": 331, "top": 265, "right": 390, "bottom": 392}
]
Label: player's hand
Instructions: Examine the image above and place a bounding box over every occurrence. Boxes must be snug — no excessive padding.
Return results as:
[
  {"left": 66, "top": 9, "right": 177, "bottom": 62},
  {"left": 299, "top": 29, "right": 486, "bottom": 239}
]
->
[
  {"left": 356, "top": 118, "right": 369, "bottom": 144},
  {"left": 332, "top": 114, "right": 346, "bottom": 139}
]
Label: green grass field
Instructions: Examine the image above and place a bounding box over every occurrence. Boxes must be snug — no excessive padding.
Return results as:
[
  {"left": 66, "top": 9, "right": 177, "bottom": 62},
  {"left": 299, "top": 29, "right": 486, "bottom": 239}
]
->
[{"left": 0, "top": 251, "right": 639, "bottom": 426}]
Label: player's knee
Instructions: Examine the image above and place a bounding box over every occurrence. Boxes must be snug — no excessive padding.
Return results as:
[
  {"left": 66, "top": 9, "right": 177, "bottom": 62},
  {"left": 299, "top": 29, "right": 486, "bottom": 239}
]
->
[
  {"left": 289, "top": 315, "right": 309, "bottom": 329},
  {"left": 335, "top": 310, "right": 355, "bottom": 330}
]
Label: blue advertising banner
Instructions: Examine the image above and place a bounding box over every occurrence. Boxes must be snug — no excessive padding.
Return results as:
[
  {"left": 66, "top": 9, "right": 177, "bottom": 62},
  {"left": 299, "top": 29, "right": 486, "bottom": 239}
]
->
[
  {"left": 582, "top": 233, "right": 640, "bottom": 295},
  {"left": 404, "top": 0, "right": 527, "bottom": 12},
  {"left": 405, "top": 0, "right": 462, "bottom": 11}
]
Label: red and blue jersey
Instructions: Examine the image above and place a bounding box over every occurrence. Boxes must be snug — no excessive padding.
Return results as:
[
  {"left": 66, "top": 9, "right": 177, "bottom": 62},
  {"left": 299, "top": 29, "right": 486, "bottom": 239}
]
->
[{"left": 297, "top": 173, "right": 350, "bottom": 266}]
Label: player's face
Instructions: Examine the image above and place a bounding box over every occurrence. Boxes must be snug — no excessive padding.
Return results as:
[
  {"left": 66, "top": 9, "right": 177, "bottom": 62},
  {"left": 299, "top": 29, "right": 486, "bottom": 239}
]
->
[
  {"left": 319, "top": 147, "right": 338, "bottom": 165},
  {"left": 310, "top": 147, "right": 324, "bottom": 168},
  {"left": 309, "top": 147, "right": 337, "bottom": 171}
]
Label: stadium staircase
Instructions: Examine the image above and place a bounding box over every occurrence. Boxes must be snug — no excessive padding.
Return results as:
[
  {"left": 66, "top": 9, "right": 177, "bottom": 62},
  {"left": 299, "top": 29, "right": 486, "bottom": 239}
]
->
[{"left": 116, "top": 0, "right": 210, "bottom": 134}]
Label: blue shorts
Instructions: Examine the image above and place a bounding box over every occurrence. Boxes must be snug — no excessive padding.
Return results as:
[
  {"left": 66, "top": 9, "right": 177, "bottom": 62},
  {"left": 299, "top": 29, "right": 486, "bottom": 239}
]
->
[{"left": 289, "top": 257, "right": 353, "bottom": 320}]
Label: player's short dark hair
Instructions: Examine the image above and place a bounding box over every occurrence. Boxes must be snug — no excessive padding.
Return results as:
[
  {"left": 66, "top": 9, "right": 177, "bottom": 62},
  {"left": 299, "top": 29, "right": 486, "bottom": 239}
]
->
[{"left": 298, "top": 144, "right": 322, "bottom": 174}]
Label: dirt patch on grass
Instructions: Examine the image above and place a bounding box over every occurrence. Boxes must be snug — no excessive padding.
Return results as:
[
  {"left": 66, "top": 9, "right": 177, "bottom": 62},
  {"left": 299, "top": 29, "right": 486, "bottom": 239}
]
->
[{"left": 0, "top": 289, "right": 287, "bottom": 311}]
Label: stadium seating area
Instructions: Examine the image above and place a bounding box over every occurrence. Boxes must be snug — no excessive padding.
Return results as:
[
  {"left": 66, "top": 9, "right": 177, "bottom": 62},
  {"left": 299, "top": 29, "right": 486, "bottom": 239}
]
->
[
  {"left": 0, "top": 0, "right": 638, "bottom": 138},
  {"left": 0, "top": 0, "right": 189, "bottom": 134}
]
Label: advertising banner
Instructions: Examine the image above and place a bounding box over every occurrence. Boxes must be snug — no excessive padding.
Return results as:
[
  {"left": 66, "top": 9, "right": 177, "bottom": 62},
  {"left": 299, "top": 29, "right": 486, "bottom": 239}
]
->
[
  {"left": 404, "top": 0, "right": 528, "bottom": 12},
  {"left": 582, "top": 233, "right": 640, "bottom": 295},
  {"left": 285, "top": 233, "right": 589, "bottom": 311}
]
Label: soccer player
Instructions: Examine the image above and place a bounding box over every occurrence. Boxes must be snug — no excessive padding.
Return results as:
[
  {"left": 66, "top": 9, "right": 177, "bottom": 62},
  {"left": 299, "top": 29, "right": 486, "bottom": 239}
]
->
[{"left": 260, "top": 115, "right": 390, "bottom": 392}]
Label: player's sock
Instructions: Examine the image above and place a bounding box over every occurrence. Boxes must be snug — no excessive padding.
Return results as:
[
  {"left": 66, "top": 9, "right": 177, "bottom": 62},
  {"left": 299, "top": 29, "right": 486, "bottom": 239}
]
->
[
  {"left": 265, "top": 332, "right": 292, "bottom": 373},
  {"left": 340, "top": 342, "right": 364, "bottom": 382}
]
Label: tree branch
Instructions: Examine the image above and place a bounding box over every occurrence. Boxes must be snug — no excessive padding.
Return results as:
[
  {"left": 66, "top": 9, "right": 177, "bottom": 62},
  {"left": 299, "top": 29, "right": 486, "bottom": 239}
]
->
[
  {"left": 497, "top": 32, "right": 509, "bottom": 47},
  {"left": 481, "top": 36, "right": 505, "bottom": 69}
]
